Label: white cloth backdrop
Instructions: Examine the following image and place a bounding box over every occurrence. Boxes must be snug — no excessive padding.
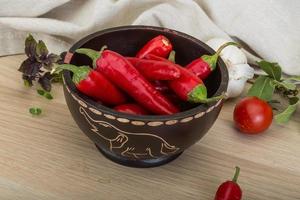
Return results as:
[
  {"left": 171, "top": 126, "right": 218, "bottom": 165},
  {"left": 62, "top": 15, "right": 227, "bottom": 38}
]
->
[{"left": 0, "top": 0, "right": 299, "bottom": 75}]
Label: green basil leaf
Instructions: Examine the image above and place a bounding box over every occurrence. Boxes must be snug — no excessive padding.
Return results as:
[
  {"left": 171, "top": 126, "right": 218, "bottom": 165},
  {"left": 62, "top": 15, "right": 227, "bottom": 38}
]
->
[
  {"left": 44, "top": 92, "right": 53, "bottom": 100},
  {"left": 247, "top": 76, "right": 275, "bottom": 101},
  {"left": 24, "top": 79, "right": 31, "bottom": 87},
  {"left": 257, "top": 61, "right": 282, "bottom": 81},
  {"left": 288, "top": 76, "right": 300, "bottom": 81},
  {"left": 275, "top": 97, "right": 299, "bottom": 123},
  {"left": 29, "top": 107, "right": 42, "bottom": 116},
  {"left": 273, "top": 80, "right": 297, "bottom": 90},
  {"left": 37, "top": 89, "right": 45, "bottom": 96}
]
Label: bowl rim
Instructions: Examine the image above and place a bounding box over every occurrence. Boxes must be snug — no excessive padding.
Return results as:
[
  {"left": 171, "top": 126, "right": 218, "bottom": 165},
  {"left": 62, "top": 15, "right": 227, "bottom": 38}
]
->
[{"left": 63, "top": 25, "right": 228, "bottom": 121}]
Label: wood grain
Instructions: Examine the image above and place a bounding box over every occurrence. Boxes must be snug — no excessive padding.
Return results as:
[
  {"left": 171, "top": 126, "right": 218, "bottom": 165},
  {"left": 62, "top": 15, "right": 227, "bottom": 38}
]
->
[{"left": 0, "top": 55, "right": 299, "bottom": 200}]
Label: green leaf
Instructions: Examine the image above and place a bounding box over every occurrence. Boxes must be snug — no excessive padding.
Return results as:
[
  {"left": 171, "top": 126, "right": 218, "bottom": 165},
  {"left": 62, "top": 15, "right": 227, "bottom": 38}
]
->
[
  {"left": 44, "top": 92, "right": 53, "bottom": 100},
  {"left": 29, "top": 107, "right": 42, "bottom": 116},
  {"left": 35, "top": 40, "right": 49, "bottom": 58},
  {"left": 273, "top": 80, "right": 296, "bottom": 90},
  {"left": 37, "top": 89, "right": 53, "bottom": 100},
  {"left": 37, "top": 89, "right": 45, "bottom": 96},
  {"left": 275, "top": 97, "right": 299, "bottom": 123},
  {"left": 24, "top": 79, "right": 31, "bottom": 87},
  {"left": 286, "top": 76, "right": 300, "bottom": 81},
  {"left": 257, "top": 61, "right": 282, "bottom": 81},
  {"left": 247, "top": 76, "right": 275, "bottom": 101}
]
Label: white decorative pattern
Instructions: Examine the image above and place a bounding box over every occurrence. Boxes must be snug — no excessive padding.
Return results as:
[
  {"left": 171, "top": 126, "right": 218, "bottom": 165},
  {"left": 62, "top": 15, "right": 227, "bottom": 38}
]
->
[
  {"left": 117, "top": 118, "right": 130, "bottom": 123},
  {"left": 104, "top": 114, "right": 116, "bottom": 120},
  {"left": 131, "top": 121, "right": 145, "bottom": 126},
  {"left": 165, "top": 120, "right": 178, "bottom": 125},
  {"left": 66, "top": 85, "right": 223, "bottom": 126},
  {"left": 89, "top": 107, "right": 102, "bottom": 115},
  {"left": 180, "top": 117, "right": 193, "bottom": 123},
  {"left": 147, "top": 121, "right": 164, "bottom": 127}
]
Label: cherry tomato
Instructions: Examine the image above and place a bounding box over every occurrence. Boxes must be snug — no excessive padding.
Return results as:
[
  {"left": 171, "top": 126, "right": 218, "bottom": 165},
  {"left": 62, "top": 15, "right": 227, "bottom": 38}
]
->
[{"left": 234, "top": 96, "right": 273, "bottom": 134}]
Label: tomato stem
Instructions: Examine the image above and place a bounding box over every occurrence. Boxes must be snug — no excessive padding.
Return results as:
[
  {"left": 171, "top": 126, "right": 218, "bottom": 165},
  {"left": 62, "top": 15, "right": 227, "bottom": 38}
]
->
[{"left": 232, "top": 166, "right": 240, "bottom": 183}]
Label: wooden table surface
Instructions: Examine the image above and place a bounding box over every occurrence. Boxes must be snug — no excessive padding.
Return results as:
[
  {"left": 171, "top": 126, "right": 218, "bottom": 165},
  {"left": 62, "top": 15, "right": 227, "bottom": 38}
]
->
[{"left": 0, "top": 55, "right": 299, "bottom": 200}]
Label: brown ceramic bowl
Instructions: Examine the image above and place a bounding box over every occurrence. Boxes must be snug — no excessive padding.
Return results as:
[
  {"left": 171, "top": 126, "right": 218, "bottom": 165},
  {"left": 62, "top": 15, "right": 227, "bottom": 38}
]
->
[{"left": 62, "top": 26, "right": 228, "bottom": 168}]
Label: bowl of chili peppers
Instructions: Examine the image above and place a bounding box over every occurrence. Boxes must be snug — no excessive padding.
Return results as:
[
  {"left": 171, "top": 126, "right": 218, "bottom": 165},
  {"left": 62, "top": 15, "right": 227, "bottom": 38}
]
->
[{"left": 59, "top": 25, "right": 228, "bottom": 168}]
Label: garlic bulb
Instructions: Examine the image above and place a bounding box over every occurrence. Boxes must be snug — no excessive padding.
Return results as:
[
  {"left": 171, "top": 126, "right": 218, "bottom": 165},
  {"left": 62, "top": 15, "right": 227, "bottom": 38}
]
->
[{"left": 206, "top": 38, "right": 254, "bottom": 98}]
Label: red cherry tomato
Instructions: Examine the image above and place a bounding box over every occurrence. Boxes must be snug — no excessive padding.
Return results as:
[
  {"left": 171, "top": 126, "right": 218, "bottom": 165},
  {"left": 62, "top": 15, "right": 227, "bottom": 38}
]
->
[{"left": 234, "top": 96, "right": 273, "bottom": 134}]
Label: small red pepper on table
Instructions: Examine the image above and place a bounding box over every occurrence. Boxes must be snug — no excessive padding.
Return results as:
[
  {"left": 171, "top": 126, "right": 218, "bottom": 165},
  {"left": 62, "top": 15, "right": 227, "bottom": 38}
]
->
[
  {"left": 186, "top": 42, "right": 238, "bottom": 80},
  {"left": 136, "top": 35, "right": 173, "bottom": 58},
  {"left": 114, "top": 103, "right": 149, "bottom": 115},
  {"left": 76, "top": 48, "right": 179, "bottom": 115},
  {"left": 215, "top": 166, "right": 242, "bottom": 200},
  {"left": 126, "top": 57, "right": 180, "bottom": 80},
  {"left": 52, "top": 64, "right": 126, "bottom": 105}
]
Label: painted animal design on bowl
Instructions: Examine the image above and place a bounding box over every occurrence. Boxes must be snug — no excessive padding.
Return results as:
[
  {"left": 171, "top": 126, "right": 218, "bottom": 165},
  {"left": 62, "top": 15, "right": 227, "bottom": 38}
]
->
[{"left": 79, "top": 107, "right": 179, "bottom": 159}]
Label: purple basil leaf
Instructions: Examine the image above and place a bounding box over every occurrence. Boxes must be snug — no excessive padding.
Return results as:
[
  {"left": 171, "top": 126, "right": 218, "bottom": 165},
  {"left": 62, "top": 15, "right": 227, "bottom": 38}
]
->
[
  {"left": 18, "top": 58, "right": 32, "bottom": 73},
  {"left": 57, "top": 51, "right": 67, "bottom": 64},
  {"left": 25, "top": 34, "right": 37, "bottom": 59},
  {"left": 22, "top": 74, "right": 34, "bottom": 86},
  {"left": 24, "top": 62, "right": 42, "bottom": 77},
  {"left": 35, "top": 40, "right": 49, "bottom": 61},
  {"left": 38, "top": 72, "right": 52, "bottom": 92},
  {"left": 43, "top": 53, "right": 61, "bottom": 70}
]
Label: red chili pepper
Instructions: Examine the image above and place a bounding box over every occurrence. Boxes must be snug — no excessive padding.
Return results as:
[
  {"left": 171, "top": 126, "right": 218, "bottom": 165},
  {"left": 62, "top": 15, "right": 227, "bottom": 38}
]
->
[
  {"left": 186, "top": 42, "right": 238, "bottom": 80},
  {"left": 52, "top": 64, "right": 126, "bottom": 105},
  {"left": 144, "top": 50, "right": 176, "bottom": 63},
  {"left": 152, "top": 80, "right": 171, "bottom": 93},
  {"left": 114, "top": 103, "right": 149, "bottom": 115},
  {"left": 126, "top": 57, "right": 180, "bottom": 80},
  {"left": 136, "top": 35, "right": 173, "bottom": 58},
  {"left": 144, "top": 54, "right": 170, "bottom": 62},
  {"left": 215, "top": 167, "right": 242, "bottom": 200},
  {"left": 168, "top": 66, "right": 224, "bottom": 103},
  {"left": 76, "top": 48, "right": 179, "bottom": 115}
]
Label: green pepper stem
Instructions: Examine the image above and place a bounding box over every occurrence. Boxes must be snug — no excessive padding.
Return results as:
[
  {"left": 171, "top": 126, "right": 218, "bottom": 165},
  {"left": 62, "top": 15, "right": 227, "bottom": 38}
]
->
[
  {"left": 51, "top": 64, "right": 79, "bottom": 74},
  {"left": 168, "top": 50, "right": 176, "bottom": 63},
  {"left": 232, "top": 166, "right": 240, "bottom": 183},
  {"left": 75, "top": 45, "right": 107, "bottom": 68},
  {"left": 215, "top": 42, "right": 240, "bottom": 56},
  {"left": 51, "top": 64, "right": 91, "bottom": 85},
  {"left": 194, "top": 93, "right": 226, "bottom": 104}
]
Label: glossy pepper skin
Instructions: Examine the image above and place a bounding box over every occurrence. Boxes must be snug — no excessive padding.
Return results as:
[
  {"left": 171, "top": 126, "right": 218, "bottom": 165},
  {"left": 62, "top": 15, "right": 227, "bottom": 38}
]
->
[
  {"left": 215, "top": 167, "right": 242, "bottom": 200},
  {"left": 169, "top": 66, "right": 224, "bottom": 103},
  {"left": 152, "top": 80, "right": 170, "bottom": 93},
  {"left": 52, "top": 64, "right": 126, "bottom": 105},
  {"left": 126, "top": 57, "right": 180, "bottom": 80},
  {"left": 136, "top": 35, "right": 173, "bottom": 58},
  {"left": 114, "top": 103, "right": 148, "bottom": 115},
  {"left": 186, "top": 42, "right": 238, "bottom": 80},
  {"left": 76, "top": 48, "right": 179, "bottom": 115},
  {"left": 144, "top": 51, "right": 224, "bottom": 104}
]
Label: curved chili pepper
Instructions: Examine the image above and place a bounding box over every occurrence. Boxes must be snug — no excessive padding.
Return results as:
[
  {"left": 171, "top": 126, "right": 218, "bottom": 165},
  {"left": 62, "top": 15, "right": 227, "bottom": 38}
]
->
[
  {"left": 114, "top": 103, "right": 149, "bottom": 115},
  {"left": 186, "top": 42, "right": 238, "bottom": 80},
  {"left": 215, "top": 167, "right": 242, "bottom": 200},
  {"left": 126, "top": 57, "right": 180, "bottom": 80},
  {"left": 76, "top": 48, "right": 179, "bottom": 115},
  {"left": 144, "top": 50, "right": 176, "bottom": 63},
  {"left": 169, "top": 66, "right": 225, "bottom": 103},
  {"left": 152, "top": 80, "right": 171, "bottom": 93},
  {"left": 52, "top": 64, "right": 126, "bottom": 105},
  {"left": 136, "top": 35, "right": 173, "bottom": 58},
  {"left": 141, "top": 51, "right": 224, "bottom": 103}
]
